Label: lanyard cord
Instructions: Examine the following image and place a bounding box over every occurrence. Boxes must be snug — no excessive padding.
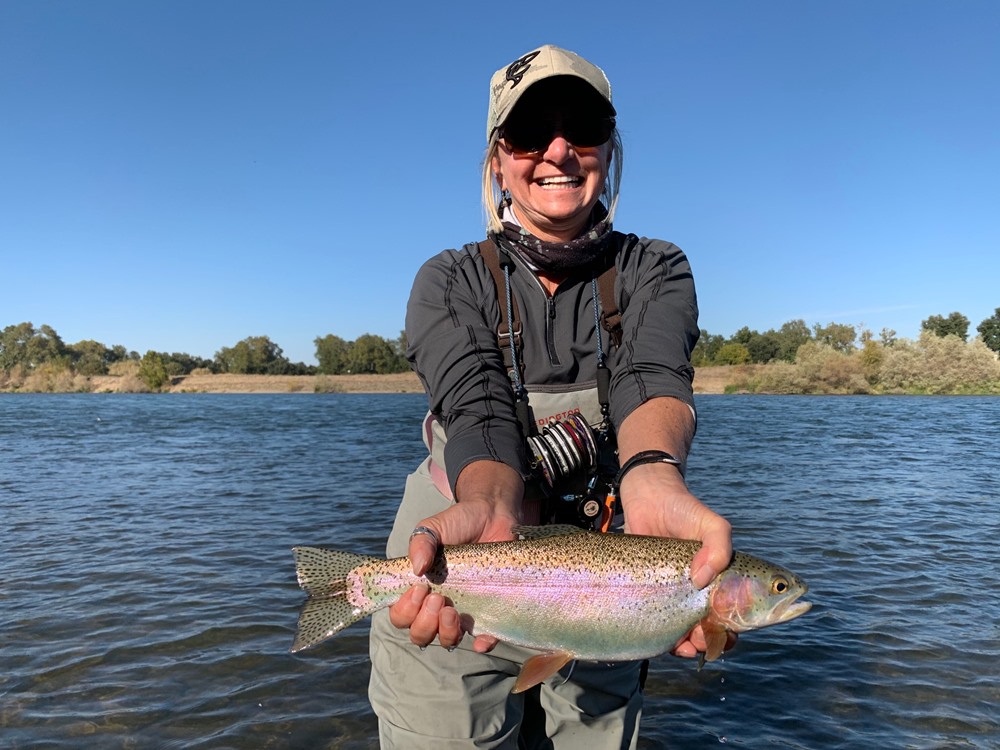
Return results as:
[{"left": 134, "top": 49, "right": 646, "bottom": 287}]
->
[
  {"left": 592, "top": 277, "right": 612, "bottom": 425},
  {"left": 502, "top": 261, "right": 526, "bottom": 400},
  {"left": 592, "top": 277, "right": 606, "bottom": 367}
]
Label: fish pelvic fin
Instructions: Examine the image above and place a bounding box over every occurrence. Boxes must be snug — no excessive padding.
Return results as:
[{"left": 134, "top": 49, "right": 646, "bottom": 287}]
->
[
  {"left": 291, "top": 546, "right": 380, "bottom": 653},
  {"left": 512, "top": 651, "right": 575, "bottom": 694}
]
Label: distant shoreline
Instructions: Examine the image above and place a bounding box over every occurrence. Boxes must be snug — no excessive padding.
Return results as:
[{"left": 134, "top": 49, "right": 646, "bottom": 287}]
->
[{"left": 74, "top": 367, "right": 735, "bottom": 395}]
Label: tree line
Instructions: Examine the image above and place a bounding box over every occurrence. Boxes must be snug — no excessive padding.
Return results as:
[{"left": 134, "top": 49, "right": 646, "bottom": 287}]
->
[
  {"left": 0, "top": 322, "right": 410, "bottom": 391},
  {"left": 693, "top": 310, "right": 1000, "bottom": 395},
  {"left": 2, "top": 308, "right": 999, "bottom": 393},
  {"left": 692, "top": 310, "right": 1000, "bottom": 367}
]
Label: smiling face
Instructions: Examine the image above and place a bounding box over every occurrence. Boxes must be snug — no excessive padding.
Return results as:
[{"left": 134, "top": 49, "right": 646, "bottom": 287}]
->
[{"left": 492, "top": 78, "right": 613, "bottom": 242}]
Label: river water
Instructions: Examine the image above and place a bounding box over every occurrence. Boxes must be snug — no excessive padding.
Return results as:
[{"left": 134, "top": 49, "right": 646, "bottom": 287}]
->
[{"left": 1, "top": 394, "right": 998, "bottom": 748}]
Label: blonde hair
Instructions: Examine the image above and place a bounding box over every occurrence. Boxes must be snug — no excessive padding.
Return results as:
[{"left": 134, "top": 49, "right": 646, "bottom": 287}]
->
[{"left": 481, "top": 129, "right": 624, "bottom": 235}]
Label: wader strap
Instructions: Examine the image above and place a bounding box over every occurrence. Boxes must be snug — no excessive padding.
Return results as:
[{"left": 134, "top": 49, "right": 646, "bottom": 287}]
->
[
  {"left": 596, "top": 265, "right": 621, "bottom": 349},
  {"left": 478, "top": 239, "right": 524, "bottom": 384},
  {"left": 596, "top": 233, "right": 638, "bottom": 349},
  {"left": 479, "top": 235, "right": 630, "bottom": 363}
]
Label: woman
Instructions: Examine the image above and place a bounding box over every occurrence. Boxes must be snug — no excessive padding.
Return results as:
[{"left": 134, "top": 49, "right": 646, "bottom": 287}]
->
[{"left": 368, "top": 44, "right": 732, "bottom": 748}]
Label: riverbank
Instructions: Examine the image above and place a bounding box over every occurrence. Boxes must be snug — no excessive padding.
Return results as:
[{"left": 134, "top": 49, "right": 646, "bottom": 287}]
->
[{"left": 76, "top": 367, "right": 738, "bottom": 394}]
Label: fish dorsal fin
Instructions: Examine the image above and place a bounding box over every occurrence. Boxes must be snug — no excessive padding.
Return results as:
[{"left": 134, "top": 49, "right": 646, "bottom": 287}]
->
[
  {"left": 512, "top": 525, "right": 589, "bottom": 541},
  {"left": 512, "top": 651, "right": 575, "bottom": 694}
]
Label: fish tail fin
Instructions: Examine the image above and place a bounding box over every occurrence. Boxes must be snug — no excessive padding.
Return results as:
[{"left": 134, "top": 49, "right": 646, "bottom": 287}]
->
[{"left": 291, "top": 546, "right": 380, "bottom": 653}]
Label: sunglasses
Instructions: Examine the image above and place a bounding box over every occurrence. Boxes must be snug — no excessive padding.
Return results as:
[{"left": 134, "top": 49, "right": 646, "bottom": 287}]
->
[{"left": 499, "top": 116, "right": 615, "bottom": 157}]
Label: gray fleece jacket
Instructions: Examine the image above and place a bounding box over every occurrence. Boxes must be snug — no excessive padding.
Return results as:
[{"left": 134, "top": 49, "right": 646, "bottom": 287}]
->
[{"left": 405, "top": 232, "right": 699, "bottom": 493}]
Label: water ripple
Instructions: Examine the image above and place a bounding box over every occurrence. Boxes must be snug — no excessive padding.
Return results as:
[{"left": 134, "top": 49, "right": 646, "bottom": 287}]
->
[{"left": 2, "top": 394, "right": 999, "bottom": 748}]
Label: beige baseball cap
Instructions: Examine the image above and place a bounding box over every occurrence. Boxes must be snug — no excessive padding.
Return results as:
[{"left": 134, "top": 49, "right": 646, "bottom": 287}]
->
[{"left": 487, "top": 45, "right": 615, "bottom": 141}]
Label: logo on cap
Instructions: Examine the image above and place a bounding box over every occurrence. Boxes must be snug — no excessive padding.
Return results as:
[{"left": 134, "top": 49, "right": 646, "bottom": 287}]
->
[{"left": 505, "top": 51, "right": 540, "bottom": 88}]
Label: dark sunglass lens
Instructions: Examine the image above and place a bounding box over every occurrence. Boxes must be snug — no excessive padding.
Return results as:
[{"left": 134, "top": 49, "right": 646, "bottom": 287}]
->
[
  {"left": 502, "top": 116, "right": 613, "bottom": 153},
  {"left": 564, "top": 118, "right": 613, "bottom": 148},
  {"left": 502, "top": 121, "right": 552, "bottom": 154}
]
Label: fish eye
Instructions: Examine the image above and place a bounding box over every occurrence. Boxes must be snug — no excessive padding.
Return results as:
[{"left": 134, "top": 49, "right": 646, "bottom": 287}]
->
[{"left": 771, "top": 576, "right": 789, "bottom": 595}]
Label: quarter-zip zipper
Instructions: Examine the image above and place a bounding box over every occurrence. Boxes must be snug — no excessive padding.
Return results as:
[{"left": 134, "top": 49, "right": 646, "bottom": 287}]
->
[
  {"left": 545, "top": 296, "right": 559, "bottom": 366},
  {"left": 510, "top": 252, "right": 563, "bottom": 368}
]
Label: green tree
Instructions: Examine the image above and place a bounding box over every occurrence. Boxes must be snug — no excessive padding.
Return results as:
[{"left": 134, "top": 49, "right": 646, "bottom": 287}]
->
[
  {"left": 691, "top": 329, "right": 725, "bottom": 367},
  {"left": 714, "top": 342, "right": 751, "bottom": 366},
  {"left": 775, "top": 320, "right": 812, "bottom": 362},
  {"left": 746, "top": 330, "right": 782, "bottom": 364},
  {"left": 215, "top": 335, "right": 290, "bottom": 374},
  {"left": 315, "top": 334, "right": 351, "bottom": 374},
  {"left": 729, "top": 326, "right": 755, "bottom": 346},
  {"left": 976, "top": 308, "right": 1000, "bottom": 353},
  {"left": 0, "top": 322, "right": 69, "bottom": 370},
  {"left": 139, "top": 350, "right": 168, "bottom": 390},
  {"left": 68, "top": 339, "right": 114, "bottom": 376},
  {"left": 813, "top": 322, "right": 857, "bottom": 353},
  {"left": 347, "top": 334, "right": 407, "bottom": 373},
  {"left": 859, "top": 338, "right": 884, "bottom": 385},
  {"left": 394, "top": 330, "right": 408, "bottom": 359},
  {"left": 921, "top": 311, "right": 970, "bottom": 341},
  {"left": 162, "top": 351, "right": 214, "bottom": 375}
]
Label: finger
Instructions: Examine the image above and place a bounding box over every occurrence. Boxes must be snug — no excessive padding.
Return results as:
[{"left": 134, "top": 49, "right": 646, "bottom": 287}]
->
[
  {"left": 408, "top": 525, "right": 442, "bottom": 576},
  {"left": 691, "top": 523, "right": 733, "bottom": 589},
  {"left": 686, "top": 624, "right": 708, "bottom": 652},
  {"left": 471, "top": 634, "right": 500, "bottom": 653},
  {"left": 672, "top": 639, "right": 699, "bottom": 659},
  {"left": 408, "top": 592, "right": 445, "bottom": 647},
  {"left": 388, "top": 584, "right": 428, "bottom": 629},
  {"left": 671, "top": 628, "right": 737, "bottom": 659},
  {"left": 437, "top": 605, "right": 464, "bottom": 649}
]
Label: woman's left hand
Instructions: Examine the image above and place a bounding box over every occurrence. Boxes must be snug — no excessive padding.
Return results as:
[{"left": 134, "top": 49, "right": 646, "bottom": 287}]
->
[
  {"left": 615, "top": 396, "right": 736, "bottom": 658},
  {"left": 620, "top": 461, "right": 735, "bottom": 659}
]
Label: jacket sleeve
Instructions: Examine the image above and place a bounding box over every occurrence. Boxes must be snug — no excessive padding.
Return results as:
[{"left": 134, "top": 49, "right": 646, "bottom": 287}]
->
[
  {"left": 608, "top": 237, "right": 700, "bottom": 430},
  {"left": 405, "top": 246, "right": 530, "bottom": 492}
]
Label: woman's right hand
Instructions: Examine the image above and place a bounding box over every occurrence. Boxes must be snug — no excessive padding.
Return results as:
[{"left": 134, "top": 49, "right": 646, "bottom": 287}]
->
[{"left": 387, "top": 461, "right": 524, "bottom": 653}]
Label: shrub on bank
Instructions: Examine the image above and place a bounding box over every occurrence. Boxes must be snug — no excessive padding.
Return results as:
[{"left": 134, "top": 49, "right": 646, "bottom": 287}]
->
[
  {"left": 718, "top": 334, "right": 1000, "bottom": 395},
  {"left": 879, "top": 333, "right": 1000, "bottom": 394}
]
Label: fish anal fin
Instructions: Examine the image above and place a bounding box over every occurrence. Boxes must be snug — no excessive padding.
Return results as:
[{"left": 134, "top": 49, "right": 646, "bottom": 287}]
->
[{"left": 512, "top": 651, "right": 574, "bottom": 694}]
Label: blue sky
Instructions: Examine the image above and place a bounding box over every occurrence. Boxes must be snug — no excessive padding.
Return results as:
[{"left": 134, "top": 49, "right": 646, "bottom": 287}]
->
[{"left": 2, "top": 1, "right": 998, "bottom": 364}]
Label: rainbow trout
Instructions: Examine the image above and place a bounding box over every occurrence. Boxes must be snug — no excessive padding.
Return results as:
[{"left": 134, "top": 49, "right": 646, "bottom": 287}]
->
[{"left": 292, "top": 525, "right": 811, "bottom": 692}]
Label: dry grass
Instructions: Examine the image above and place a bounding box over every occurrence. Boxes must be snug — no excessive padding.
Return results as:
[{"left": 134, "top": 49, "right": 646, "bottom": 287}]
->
[
  {"left": 692, "top": 366, "right": 737, "bottom": 394},
  {"left": 60, "top": 368, "right": 736, "bottom": 395},
  {"left": 168, "top": 372, "right": 424, "bottom": 394}
]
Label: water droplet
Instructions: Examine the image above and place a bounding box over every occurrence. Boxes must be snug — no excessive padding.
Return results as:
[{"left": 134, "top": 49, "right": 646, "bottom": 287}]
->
[
  {"left": 419, "top": 645, "right": 427, "bottom": 652},
  {"left": 720, "top": 696, "right": 726, "bottom": 702}
]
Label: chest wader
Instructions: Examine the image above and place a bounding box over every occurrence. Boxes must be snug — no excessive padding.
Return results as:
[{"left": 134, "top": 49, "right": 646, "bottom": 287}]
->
[{"left": 478, "top": 235, "right": 638, "bottom": 531}]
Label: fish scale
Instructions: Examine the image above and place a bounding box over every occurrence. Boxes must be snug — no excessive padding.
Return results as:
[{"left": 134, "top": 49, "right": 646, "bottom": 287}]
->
[{"left": 292, "top": 525, "right": 811, "bottom": 692}]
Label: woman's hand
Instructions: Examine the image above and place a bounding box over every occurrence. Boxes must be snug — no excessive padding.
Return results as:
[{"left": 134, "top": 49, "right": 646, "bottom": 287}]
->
[
  {"left": 620, "top": 461, "right": 735, "bottom": 658},
  {"left": 387, "top": 461, "right": 523, "bottom": 653},
  {"left": 616, "top": 396, "right": 735, "bottom": 659}
]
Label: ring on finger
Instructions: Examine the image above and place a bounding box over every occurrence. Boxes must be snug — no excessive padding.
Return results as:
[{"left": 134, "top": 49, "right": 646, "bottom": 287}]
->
[{"left": 409, "top": 525, "right": 441, "bottom": 547}]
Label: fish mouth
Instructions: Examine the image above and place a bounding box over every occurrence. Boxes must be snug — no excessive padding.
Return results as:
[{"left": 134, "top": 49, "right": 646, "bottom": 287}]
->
[{"left": 772, "top": 586, "right": 812, "bottom": 624}]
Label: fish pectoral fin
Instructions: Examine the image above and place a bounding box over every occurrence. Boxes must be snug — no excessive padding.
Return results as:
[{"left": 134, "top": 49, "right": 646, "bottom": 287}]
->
[
  {"left": 512, "top": 651, "right": 575, "bottom": 694},
  {"left": 701, "top": 617, "right": 730, "bottom": 663}
]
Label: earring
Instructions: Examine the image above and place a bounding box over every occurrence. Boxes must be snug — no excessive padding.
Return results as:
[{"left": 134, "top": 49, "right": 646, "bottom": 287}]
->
[{"left": 500, "top": 189, "right": 512, "bottom": 208}]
